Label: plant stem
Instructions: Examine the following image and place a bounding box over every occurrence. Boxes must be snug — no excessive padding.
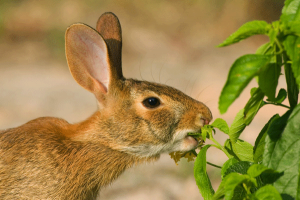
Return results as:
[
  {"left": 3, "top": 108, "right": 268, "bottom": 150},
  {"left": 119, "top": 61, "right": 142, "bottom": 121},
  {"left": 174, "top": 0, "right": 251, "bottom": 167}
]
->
[
  {"left": 264, "top": 102, "right": 290, "bottom": 109},
  {"left": 207, "top": 162, "right": 222, "bottom": 169},
  {"left": 210, "top": 138, "right": 232, "bottom": 158},
  {"left": 275, "top": 38, "right": 284, "bottom": 54}
]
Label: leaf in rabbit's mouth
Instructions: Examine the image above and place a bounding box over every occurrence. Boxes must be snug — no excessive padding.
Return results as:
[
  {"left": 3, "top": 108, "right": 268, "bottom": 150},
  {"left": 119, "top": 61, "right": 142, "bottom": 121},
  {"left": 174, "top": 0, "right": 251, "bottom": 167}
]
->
[
  {"left": 169, "top": 133, "right": 204, "bottom": 165},
  {"left": 187, "top": 132, "right": 202, "bottom": 143}
]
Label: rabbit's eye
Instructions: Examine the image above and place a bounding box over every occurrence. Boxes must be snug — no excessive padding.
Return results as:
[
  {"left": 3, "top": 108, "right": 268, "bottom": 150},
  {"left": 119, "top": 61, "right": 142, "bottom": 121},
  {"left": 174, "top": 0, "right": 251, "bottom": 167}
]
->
[{"left": 142, "top": 97, "right": 160, "bottom": 109}]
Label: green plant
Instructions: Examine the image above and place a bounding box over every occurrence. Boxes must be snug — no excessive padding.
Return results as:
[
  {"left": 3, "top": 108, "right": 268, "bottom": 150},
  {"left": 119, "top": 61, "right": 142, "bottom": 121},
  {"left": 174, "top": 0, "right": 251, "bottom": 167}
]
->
[{"left": 170, "top": 0, "right": 300, "bottom": 199}]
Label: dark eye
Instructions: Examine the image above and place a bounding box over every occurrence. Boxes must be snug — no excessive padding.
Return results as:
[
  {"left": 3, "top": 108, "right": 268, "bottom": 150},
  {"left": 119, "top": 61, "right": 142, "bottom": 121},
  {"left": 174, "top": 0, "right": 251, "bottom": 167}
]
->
[{"left": 142, "top": 97, "right": 160, "bottom": 109}]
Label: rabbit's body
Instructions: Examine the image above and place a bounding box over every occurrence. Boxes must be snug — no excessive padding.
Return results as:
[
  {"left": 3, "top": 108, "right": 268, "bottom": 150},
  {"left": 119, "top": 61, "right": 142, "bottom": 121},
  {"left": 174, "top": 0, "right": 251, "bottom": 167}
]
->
[
  {"left": 0, "top": 116, "right": 152, "bottom": 199},
  {"left": 0, "top": 13, "right": 212, "bottom": 199}
]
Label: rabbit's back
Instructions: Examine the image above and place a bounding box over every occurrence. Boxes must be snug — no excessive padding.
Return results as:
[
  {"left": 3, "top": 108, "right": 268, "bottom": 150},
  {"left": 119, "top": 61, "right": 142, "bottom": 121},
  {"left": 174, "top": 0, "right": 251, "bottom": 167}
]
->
[
  {"left": 0, "top": 118, "right": 100, "bottom": 199},
  {"left": 0, "top": 117, "right": 71, "bottom": 199}
]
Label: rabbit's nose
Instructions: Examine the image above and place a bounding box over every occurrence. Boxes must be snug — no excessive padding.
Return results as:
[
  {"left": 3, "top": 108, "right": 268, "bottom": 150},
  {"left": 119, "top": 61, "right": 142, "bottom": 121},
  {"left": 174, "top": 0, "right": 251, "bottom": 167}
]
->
[
  {"left": 200, "top": 117, "right": 210, "bottom": 126},
  {"left": 203, "top": 118, "right": 210, "bottom": 125},
  {"left": 204, "top": 104, "right": 213, "bottom": 122}
]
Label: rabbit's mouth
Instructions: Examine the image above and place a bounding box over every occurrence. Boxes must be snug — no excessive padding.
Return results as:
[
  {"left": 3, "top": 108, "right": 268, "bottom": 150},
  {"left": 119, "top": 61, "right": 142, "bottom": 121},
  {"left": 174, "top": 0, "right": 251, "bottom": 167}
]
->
[
  {"left": 184, "top": 135, "right": 199, "bottom": 148},
  {"left": 176, "top": 131, "right": 201, "bottom": 151}
]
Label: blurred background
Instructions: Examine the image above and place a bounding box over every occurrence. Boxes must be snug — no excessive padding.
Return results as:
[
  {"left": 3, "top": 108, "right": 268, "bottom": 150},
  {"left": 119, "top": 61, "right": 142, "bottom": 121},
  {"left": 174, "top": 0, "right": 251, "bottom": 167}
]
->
[{"left": 0, "top": 0, "right": 287, "bottom": 199}]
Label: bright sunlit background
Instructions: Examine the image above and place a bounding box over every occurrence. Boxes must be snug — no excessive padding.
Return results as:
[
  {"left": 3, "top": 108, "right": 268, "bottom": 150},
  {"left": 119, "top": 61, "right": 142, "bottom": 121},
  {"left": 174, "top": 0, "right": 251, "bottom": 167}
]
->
[{"left": 0, "top": 0, "right": 285, "bottom": 199}]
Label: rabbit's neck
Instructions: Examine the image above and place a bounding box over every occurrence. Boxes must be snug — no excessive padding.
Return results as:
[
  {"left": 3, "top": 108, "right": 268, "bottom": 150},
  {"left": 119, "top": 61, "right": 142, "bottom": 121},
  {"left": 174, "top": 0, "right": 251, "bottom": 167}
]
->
[
  {"left": 61, "top": 112, "right": 157, "bottom": 198},
  {"left": 62, "top": 142, "right": 152, "bottom": 198}
]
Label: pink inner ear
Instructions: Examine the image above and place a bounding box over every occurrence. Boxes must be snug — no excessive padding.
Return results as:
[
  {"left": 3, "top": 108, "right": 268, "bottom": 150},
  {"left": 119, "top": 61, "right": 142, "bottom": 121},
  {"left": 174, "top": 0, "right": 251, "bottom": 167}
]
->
[
  {"left": 74, "top": 30, "right": 110, "bottom": 93},
  {"left": 83, "top": 37, "right": 110, "bottom": 92}
]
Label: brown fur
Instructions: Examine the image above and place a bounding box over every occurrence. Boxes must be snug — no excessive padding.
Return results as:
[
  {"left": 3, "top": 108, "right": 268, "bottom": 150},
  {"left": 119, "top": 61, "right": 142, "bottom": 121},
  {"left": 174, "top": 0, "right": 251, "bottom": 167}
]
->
[{"left": 0, "top": 12, "right": 212, "bottom": 199}]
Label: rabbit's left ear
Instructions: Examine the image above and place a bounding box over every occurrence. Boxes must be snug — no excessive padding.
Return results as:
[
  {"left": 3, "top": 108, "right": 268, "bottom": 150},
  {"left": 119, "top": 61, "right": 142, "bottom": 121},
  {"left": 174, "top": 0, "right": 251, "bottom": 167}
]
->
[
  {"left": 65, "top": 24, "right": 111, "bottom": 103},
  {"left": 96, "top": 12, "right": 123, "bottom": 81}
]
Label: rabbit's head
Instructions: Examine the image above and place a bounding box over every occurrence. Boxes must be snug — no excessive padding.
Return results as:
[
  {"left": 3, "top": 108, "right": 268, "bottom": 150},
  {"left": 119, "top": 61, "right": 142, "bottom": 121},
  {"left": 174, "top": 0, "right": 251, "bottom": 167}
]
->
[{"left": 65, "top": 13, "right": 212, "bottom": 158}]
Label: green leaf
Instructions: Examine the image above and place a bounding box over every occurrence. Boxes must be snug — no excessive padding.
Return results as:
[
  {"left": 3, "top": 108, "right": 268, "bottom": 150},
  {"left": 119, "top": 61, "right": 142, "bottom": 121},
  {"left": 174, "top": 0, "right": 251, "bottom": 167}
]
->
[
  {"left": 224, "top": 173, "right": 256, "bottom": 200},
  {"left": 221, "top": 158, "right": 239, "bottom": 179},
  {"left": 258, "top": 63, "right": 281, "bottom": 101},
  {"left": 194, "top": 145, "right": 214, "bottom": 200},
  {"left": 273, "top": 88, "right": 288, "bottom": 104},
  {"left": 256, "top": 42, "right": 272, "bottom": 55},
  {"left": 224, "top": 139, "right": 239, "bottom": 160},
  {"left": 201, "top": 125, "right": 214, "bottom": 142},
  {"left": 223, "top": 173, "right": 256, "bottom": 200},
  {"left": 247, "top": 164, "right": 274, "bottom": 178},
  {"left": 268, "top": 29, "right": 278, "bottom": 45},
  {"left": 232, "top": 139, "right": 254, "bottom": 162},
  {"left": 283, "top": 35, "right": 300, "bottom": 93},
  {"left": 223, "top": 161, "right": 253, "bottom": 177},
  {"left": 253, "top": 185, "right": 282, "bottom": 200},
  {"left": 263, "top": 106, "right": 300, "bottom": 198},
  {"left": 284, "top": 59, "right": 299, "bottom": 108},
  {"left": 244, "top": 87, "right": 265, "bottom": 125},
  {"left": 253, "top": 114, "right": 280, "bottom": 163},
  {"left": 281, "top": 0, "right": 300, "bottom": 23},
  {"left": 284, "top": 21, "right": 300, "bottom": 36},
  {"left": 229, "top": 109, "right": 246, "bottom": 143},
  {"left": 219, "top": 54, "right": 271, "bottom": 114},
  {"left": 211, "top": 118, "right": 229, "bottom": 134},
  {"left": 213, "top": 173, "right": 252, "bottom": 200},
  {"left": 218, "top": 21, "right": 270, "bottom": 47}
]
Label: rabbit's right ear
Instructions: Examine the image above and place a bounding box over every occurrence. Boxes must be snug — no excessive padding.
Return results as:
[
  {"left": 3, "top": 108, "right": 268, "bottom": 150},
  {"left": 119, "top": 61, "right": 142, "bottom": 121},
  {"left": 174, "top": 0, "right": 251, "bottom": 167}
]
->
[
  {"left": 96, "top": 12, "right": 123, "bottom": 80},
  {"left": 65, "top": 24, "right": 113, "bottom": 103}
]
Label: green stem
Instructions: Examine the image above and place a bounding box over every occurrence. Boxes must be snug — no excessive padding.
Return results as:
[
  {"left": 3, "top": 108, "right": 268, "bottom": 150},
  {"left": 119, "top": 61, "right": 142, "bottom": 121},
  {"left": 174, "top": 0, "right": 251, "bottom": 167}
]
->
[
  {"left": 207, "top": 162, "right": 222, "bottom": 169},
  {"left": 243, "top": 183, "right": 252, "bottom": 196},
  {"left": 210, "top": 137, "right": 232, "bottom": 159},
  {"left": 264, "top": 102, "right": 290, "bottom": 109},
  {"left": 274, "top": 37, "right": 283, "bottom": 54},
  {"left": 283, "top": 51, "right": 299, "bottom": 109}
]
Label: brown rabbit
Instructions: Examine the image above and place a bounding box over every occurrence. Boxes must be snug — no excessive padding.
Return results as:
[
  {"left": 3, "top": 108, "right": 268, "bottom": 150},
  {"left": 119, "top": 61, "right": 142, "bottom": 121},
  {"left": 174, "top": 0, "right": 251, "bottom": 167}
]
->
[{"left": 0, "top": 12, "right": 212, "bottom": 199}]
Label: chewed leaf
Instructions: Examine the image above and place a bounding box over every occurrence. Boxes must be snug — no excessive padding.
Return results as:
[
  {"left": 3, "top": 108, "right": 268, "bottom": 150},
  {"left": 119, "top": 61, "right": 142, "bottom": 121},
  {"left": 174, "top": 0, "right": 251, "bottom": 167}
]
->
[
  {"left": 218, "top": 20, "right": 270, "bottom": 47},
  {"left": 169, "top": 152, "right": 182, "bottom": 165},
  {"left": 187, "top": 132, "right": 201, "bottom": 137},
  {"left": 169, "top": 134, "right": 204, "bottom": 165},
  {"left": 184, "top": 151, "right": 197, "bottom": 162},
  {"left": 219, "top": 54, "right": 271, "bottom": 114}
]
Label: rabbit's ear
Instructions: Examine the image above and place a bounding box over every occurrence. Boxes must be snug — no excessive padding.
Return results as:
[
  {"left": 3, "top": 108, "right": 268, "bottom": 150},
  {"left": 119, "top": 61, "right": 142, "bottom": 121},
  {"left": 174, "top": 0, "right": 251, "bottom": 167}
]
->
[
  {"left": 96, "top": 12, "right": 123, "bottom": 80},
  {"left": 65, "top": 24, "right": 111, "bottom": 102}
]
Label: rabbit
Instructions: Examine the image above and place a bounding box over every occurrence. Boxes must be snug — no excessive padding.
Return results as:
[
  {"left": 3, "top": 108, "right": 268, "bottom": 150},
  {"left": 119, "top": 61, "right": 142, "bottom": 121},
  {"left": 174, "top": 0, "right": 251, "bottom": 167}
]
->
[{"left": 0, "top": 12, "right": 212, "bottom": 200}]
